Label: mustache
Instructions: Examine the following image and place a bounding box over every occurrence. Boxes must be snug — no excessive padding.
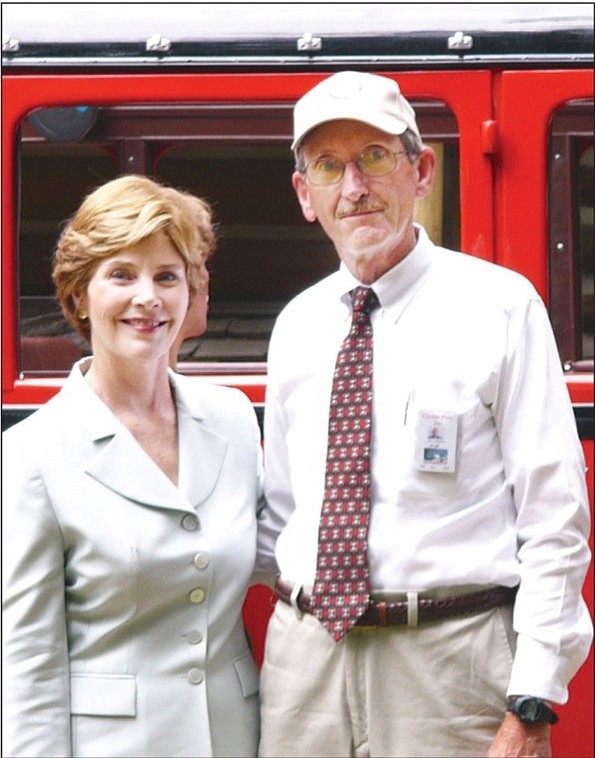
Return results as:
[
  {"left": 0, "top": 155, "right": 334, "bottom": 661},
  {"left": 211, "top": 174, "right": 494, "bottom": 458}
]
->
[{"left": 336, "top": 199, "right": 386, "bottom": 219}]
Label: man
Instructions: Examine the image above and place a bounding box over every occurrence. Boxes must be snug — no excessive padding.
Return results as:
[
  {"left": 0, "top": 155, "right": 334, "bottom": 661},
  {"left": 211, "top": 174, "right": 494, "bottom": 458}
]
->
[{"left": 257, "top": 71, "right": 592, "bottom": 757}]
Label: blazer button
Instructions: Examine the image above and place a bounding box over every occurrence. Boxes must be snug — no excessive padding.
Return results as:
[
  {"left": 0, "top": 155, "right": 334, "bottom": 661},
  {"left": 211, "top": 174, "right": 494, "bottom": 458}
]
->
[
  {"left": 181, "top": 514, "right": 200, "bottom": 531},
  {"left": 187, "top": 629, "right": 203, "bottom": 645},
  {"left": 189, "top": 587, "right": 206, "bottom": 604},
  {"left": 187, "top": 667, "right": 204, "bottom": 685},
  {"left": 193, "top": 552, "right": 210, "bottom": 570}
]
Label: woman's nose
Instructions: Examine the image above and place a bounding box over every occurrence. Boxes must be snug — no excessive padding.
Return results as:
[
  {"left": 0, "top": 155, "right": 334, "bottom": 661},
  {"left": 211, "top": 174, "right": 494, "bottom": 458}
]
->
[{"left": 132, "top": 277, "right": 160, "bottom": 307}]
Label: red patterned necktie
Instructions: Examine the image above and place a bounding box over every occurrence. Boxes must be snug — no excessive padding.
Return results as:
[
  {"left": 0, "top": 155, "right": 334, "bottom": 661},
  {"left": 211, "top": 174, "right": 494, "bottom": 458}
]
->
[{"left": 311, "top": 285, "right": 379, "bottom": 641}]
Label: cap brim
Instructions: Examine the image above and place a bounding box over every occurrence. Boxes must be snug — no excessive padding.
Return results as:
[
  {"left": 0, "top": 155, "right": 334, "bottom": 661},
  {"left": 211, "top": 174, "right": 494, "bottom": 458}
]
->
[{"left": 292, "top": 113, "right": 410, "bottom": 150}]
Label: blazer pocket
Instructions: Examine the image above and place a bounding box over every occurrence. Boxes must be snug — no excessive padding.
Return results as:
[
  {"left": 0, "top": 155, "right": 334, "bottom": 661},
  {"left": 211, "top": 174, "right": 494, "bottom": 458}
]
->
[
  {"left": 70, "top": 673, "right": 136, "bottom": 717},
  {"left": 233, "top": 650, "right": 260, "bottom": 698}
]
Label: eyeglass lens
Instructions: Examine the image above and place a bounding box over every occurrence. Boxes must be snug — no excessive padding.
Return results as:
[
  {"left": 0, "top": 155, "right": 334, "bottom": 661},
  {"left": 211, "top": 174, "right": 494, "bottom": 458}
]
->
[{"left": 306, "top": 145, "right": 404, "bottom": 185}]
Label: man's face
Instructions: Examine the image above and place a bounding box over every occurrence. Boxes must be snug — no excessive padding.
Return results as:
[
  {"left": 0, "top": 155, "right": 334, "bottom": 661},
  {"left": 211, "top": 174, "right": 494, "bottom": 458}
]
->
[{"left": 292, "top": 120, "right": 435, "bottom": 284}]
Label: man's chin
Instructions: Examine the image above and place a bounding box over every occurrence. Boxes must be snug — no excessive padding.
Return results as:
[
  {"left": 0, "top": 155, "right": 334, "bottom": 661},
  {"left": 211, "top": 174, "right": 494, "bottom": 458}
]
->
[{"left": 339, "top": 239, "right": 412, "bottom": 283}]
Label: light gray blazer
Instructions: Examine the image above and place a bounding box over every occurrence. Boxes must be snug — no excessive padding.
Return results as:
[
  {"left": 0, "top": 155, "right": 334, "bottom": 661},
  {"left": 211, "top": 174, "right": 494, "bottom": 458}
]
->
[{"left": 2, "top": 360, "right": 264, "bottom": 757}]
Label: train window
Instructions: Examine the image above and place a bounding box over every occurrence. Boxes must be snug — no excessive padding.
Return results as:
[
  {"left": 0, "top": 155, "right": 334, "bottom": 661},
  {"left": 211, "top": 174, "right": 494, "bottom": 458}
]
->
[
  {"left": 18, "top": 141, "right": 118, "bottom": 370},
  {"left": 157, "top": 138, "right": 459, "bottom": 366},
  {"left": 16, "top": 100, "right": 459, "bottom": 373},
  {"left": 549, "top": 99, "right": 594, "bottom": 364},
  {"left": 156, "top": 142, "right": 336, "bottom": 364}
]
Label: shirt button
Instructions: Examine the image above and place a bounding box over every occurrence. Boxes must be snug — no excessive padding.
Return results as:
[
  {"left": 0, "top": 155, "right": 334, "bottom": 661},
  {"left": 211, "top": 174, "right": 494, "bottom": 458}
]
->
[
  {"left": 193, "top": 552, "right": 210, "bottom": 570},
  {"left": 189, "top": 587, "right": 206, "bottom": 604},
  {"left": 181, "top": 514, "right": 199, "bottom": 531},
  {"left": 187, "top": 667, "right": 203, "bottom": 685},
  {"left": 187, "top": 629, "right": 203, "bottom": 645}
]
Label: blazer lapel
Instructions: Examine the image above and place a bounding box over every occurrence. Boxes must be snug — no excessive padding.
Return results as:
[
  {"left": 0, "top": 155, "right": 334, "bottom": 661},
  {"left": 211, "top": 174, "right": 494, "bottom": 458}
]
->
[
  {"left": 79, "top": 367, "right": 228, "bottom": 514},
  {"left": 174, "top": 371, "right": 229, "bottom": 508},
  {"left": 177, "top": 406, "right": 228, "bottom": 508},
  {"left": 85, "top": 430, "right": 194, "bottom": 513}
]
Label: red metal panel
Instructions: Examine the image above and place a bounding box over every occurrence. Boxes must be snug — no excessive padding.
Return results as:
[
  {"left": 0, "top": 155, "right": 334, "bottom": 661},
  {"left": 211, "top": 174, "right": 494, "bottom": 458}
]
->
[
  {"left": 1, "top": 86, "right": 19, "bottom": 395},
  {"left": 396, "top": 71, "right": 495, "bottom": 261},
  {"left": 566, "top": 374, "right": 595, "bottom": 406},
  {"left": 493, "top": 69, "right": 593, "bottom": 302}
]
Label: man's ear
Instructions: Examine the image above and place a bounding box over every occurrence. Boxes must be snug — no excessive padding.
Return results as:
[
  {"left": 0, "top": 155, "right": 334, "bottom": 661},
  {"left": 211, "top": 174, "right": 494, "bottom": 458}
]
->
[
  {"left": 414, "top": 146, "right": 437, "bottom": 199},
  {"left": 292, "top": 170, "right": 317, "bottom": 223}
]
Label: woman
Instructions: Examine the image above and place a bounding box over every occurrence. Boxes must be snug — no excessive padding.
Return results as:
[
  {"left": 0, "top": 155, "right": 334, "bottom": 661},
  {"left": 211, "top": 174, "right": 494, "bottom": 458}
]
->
[{"left": 2, "top": 175, "right": 263, "bottom": 758}]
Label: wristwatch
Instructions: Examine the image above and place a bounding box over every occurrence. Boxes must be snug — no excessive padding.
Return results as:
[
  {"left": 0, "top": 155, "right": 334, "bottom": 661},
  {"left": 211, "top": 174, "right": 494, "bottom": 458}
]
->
[{"left": 506, "top": 696, "right": 558, "bottom": 725}]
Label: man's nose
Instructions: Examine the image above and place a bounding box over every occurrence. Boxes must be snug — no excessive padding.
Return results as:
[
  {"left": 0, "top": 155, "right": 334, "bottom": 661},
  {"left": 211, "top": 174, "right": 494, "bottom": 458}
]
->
[{"left": 341, "top": 160, "right": 370, "bottom": 199}]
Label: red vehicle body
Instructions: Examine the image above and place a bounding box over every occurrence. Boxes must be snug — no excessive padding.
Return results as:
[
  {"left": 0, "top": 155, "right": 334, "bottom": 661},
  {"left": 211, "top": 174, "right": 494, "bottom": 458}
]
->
[{"left": 2, "top": 4, "right": 593, "bottom": 755}]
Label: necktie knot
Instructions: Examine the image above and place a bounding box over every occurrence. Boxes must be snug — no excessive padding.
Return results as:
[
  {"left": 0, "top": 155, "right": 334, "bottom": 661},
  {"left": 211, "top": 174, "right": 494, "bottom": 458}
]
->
[{"left": 350, "top": 286, "right": 379, "bottom": 317}]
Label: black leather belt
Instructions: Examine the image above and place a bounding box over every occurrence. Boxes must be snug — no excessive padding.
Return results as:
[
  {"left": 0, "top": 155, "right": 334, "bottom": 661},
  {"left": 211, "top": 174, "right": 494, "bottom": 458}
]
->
[{"left": 275, "top": 578, "right": 518, "bottom": 627}]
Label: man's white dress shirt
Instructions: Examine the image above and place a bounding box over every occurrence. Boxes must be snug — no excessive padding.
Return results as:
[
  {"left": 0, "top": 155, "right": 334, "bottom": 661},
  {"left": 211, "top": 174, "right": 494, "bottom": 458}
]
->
[{"left": 259, "top": 225, "right": 592, "bottom": 703}]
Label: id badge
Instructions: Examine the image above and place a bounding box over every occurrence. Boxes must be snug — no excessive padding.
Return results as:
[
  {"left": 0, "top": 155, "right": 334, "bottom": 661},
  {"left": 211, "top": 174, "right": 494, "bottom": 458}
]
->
[{"left": 415, "top": 410, "right": 458, "bottom": 473}]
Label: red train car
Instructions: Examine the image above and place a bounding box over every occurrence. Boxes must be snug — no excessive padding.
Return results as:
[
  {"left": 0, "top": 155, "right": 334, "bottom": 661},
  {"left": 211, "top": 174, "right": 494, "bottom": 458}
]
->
[{"left": 2, "top": 4, "right": 593, "bottom": 755}]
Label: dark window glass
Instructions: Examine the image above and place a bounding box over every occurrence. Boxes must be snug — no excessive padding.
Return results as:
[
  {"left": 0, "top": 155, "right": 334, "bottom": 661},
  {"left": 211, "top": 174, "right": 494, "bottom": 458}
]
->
[{"left": 16, "top": 101, "right": 459, "bottom": 371}]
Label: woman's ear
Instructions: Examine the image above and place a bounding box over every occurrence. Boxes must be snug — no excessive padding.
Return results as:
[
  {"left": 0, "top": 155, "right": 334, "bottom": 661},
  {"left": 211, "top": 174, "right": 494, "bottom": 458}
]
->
[
  {"left": 72, "top": 288, "right": 85, "bottom": 311},
  {"left": 72, "top": 289, "right": 90, "bottom": 323}
]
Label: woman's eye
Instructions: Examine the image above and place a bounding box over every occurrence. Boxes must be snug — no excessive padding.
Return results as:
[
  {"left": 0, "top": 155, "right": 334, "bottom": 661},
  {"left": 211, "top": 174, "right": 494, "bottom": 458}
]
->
[
  {"left": 157, "top": 271, "right": 180, "bottom": 283},
  {"left": 109, "top": 269, "right": 132, "bottom": 280}
]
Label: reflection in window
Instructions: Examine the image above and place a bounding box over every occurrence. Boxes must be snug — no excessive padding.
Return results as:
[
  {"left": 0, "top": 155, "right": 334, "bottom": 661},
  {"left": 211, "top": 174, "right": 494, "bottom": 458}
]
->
[
  {"left": 16, "top": 102, "right": 460, "bottom": 370},
  {"left": 157, "top": 143, "right": 337, "bottom": 363}
]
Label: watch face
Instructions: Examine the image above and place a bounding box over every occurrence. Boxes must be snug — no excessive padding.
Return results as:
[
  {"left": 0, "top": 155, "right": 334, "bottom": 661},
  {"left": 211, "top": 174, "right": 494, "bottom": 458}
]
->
[
  {"left": 508, "top": 696, "right": 557, "bottom": 725},
  {"left": 520, "top": 699, "right": 542, "bottom": 721}
]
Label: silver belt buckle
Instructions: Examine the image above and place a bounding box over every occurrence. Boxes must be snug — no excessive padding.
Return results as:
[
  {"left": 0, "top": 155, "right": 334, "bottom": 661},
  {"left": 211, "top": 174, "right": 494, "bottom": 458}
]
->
[{"left": 407, "top": 591, "right": 419, "bottom": 627}]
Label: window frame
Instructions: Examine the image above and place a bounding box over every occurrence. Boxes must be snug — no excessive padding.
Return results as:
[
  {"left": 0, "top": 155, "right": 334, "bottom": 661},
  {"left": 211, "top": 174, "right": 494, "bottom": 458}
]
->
[{"left": 548, "top": 102, "right": 593, "bottom": 363}]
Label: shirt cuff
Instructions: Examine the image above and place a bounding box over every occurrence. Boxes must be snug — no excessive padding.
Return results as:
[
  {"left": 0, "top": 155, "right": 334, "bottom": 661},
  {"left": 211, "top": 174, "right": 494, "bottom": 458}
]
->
[{"left": 507, "top": 632, "right": 588, "bottom": 705}]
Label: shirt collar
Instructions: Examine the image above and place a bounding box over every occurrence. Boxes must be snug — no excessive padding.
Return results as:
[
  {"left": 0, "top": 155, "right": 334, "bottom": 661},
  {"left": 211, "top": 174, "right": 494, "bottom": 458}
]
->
[{"left": 335, "top": 224, "right": 435, "bottom": 317}]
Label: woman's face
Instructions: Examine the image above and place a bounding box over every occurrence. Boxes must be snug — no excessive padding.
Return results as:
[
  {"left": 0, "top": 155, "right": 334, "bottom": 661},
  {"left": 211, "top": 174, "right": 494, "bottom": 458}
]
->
[{"left": 76, "top": 231, "right": 190, "bottom": 366}]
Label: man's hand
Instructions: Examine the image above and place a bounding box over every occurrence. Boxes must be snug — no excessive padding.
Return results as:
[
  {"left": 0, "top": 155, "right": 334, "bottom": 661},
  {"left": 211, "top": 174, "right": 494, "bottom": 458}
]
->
[{"left": 487, "top": 712, "right": 551, "bottom": 757}]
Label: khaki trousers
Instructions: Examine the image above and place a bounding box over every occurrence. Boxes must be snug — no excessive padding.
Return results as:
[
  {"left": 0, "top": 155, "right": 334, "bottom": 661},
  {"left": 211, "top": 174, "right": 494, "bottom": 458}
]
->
[{"left": 259, "top": 598, "right": 515, "bottom": 758}]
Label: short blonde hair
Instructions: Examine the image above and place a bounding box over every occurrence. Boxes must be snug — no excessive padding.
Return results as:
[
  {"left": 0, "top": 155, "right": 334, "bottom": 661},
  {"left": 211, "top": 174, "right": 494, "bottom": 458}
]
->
[{"left": 52, "top": 175, "right": 215, "bottom": 340}]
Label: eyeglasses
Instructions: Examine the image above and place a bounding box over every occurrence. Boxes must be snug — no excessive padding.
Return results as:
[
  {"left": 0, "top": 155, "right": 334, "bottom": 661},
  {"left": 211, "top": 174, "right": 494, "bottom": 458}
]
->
[{"left": 303, "top": 145, "right": 409, "bottom": 186}]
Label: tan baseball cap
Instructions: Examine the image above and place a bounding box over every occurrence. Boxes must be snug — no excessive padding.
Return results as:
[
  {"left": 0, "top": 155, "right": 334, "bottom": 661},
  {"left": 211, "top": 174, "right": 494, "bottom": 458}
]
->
[{"left": 292, "top": 71, "right": 421, "bottom": 150}]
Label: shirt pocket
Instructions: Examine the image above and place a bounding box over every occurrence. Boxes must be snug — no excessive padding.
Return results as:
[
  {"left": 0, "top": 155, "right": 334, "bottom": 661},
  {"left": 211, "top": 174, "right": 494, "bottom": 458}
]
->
[
  {"left": 398, "top": 388, "right": 481, "bottom": 501},
  {"left": 233, "top": 650, "right": 260, "bottom": 698},
  {"left": 70, "top": 673, "right": 136, "bottom": 717}
]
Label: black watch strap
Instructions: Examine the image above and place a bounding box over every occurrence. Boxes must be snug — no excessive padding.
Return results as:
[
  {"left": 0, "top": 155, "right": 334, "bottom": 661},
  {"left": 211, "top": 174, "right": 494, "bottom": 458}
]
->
[{"left": 506, "top": 696, "right": 559, "bottom": 725}]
